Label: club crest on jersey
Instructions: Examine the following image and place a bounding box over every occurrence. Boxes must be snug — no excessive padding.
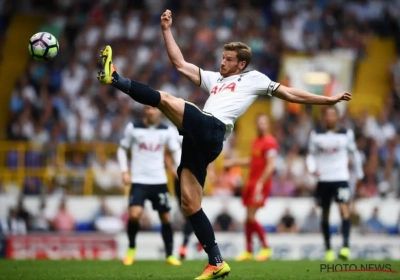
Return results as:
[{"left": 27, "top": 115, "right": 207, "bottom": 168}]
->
[
  {"left": 210, "top": 82, "right": 236, "bottom": 95},
  {"left": 139, "top": 142, "right": 162, "bottom": 152},
  {"left": 252, "top": 149, "right": 262, "bottom": 157}
]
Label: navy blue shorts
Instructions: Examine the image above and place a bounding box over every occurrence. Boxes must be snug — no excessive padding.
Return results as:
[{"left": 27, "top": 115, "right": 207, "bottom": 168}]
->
[
  {"left": 129, "top": 183, "right": 171, "bottom": 213},
  {"left": 314, "top": 181, "right": 351, "bottom": 208},
  {"left": 177, "top": 102, "right": 226, "bottom": 187}
]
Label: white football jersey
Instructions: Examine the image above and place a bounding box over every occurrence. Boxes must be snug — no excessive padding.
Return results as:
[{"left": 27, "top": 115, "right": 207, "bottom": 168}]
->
[
  {"left": 118, "top": 121, "right": 181, "bottom": 184},
  {"left": 200, "top": 69, "right": 280, "bottom": 139},
  {"left": 306, "top": 127, "right": 364, "bottom": 182}
]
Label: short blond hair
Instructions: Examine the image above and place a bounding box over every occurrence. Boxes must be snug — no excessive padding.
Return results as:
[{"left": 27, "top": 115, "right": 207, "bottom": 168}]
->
[{"left": 223, "top": 42, "right": 252, "bottom": 70}]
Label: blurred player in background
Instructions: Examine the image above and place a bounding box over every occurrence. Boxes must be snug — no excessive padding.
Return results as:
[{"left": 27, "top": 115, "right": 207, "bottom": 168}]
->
[
  {"left": 98, "top": 8, "right": 351, "bottom": 278},
  {"left": 226, "top": 114, "right": 278, "bottom": 262},
  {"left": 306, "top": 106, "right": 364, "bottom": 262},
  {"left": 117, "top": 105, "right": 182, "bottom": 266}
]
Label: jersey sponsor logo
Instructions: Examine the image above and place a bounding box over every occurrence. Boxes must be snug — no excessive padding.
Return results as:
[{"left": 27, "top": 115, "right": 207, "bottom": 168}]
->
[
  {"left": 210, "top": 82, "right": 236, "bottom": 94},
  {"left": 319, "top": 147, "right": 338, "bottom": 154},
  {"left": 139, "top": 142, "right": 162, "bottom": 152}
]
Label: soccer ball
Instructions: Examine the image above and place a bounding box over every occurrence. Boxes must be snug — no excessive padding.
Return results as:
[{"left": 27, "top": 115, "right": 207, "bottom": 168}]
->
[{"left": 28, "top": 32, "right": 59, "bottom": 62}]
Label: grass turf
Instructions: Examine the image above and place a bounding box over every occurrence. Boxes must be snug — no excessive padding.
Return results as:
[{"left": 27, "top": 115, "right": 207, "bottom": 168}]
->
[{"left": 0, "top": 260, "right": 399, "bottom": 279}]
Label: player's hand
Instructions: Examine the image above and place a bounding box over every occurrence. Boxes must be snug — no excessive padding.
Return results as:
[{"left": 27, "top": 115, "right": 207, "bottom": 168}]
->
[
  {"left": 328, "top": 91, "right": 352, "bottom": 104},
  {"left": 122, "top": 172, "right": 131, "bottom": 185},
  {"left": 161, "top": 9, "right": 172, "bottom": 30},
  {"left": 254, "top": 181, "right": 264, "bottom": 202}
]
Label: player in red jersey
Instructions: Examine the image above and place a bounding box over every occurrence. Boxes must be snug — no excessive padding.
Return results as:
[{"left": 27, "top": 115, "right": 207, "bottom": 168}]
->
[{"left": 226, "top": 114, "right": 278, "bottom": 261}]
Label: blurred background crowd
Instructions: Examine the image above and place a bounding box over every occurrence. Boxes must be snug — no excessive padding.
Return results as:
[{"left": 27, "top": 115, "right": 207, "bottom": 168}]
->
[{"left": 1, "top": 0, "right": 400, "bottom": 236}]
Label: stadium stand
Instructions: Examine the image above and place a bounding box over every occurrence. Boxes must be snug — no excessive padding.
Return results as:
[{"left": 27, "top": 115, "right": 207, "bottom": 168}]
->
[{"left": 1, "top": 0, "right": 400, "bottom": 236}]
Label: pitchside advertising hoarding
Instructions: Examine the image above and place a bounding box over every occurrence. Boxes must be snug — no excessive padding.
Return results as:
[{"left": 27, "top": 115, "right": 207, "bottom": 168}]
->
[
  {"left": 5, "top": 233, "right": 400, "bottom": 260},
  {"left": 6, "top": 234, "right": 117, "bottom": 260}
]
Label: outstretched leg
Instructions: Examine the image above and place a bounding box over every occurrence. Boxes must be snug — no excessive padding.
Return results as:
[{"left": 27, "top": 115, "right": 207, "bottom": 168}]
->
[{"left": 97, "top": 46, "right": 185, "bottom": 130}]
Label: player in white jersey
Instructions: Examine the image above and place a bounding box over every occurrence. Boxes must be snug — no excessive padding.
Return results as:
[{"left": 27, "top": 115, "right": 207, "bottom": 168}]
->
[
  {"left": 97, "top": 9, "right": 351, "bottom": 278},
  {"left": 306, "top": 106, "right": 364, "bottom": 262},
  {"left": 117, "top": 105, "right": 182, "bottom": 266}
]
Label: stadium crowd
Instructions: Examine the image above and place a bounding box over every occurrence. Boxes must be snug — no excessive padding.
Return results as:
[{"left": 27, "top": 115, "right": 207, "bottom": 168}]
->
[{"left": 2, "top": 1, "right": 400, "bottom": 205}]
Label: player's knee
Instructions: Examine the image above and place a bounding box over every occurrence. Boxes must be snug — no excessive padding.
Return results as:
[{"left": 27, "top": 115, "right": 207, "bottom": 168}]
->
[
  {"left": 159, "top": 91, "right": 176, "bottom": 105},
  {"left": 321, "top": 209, "right": 330, "bottom": 221},
  {"left": 181, "top": 196, "right": 200, "bottom": 216},
  {"left": 128, "top": 210, "right": 142, "bottom": 221},
  {"left": 159, "top": 212, "right": 170, "bottom": 224},
  {"left": 340, "top": 205, "right": 350, "bottom": 219}
]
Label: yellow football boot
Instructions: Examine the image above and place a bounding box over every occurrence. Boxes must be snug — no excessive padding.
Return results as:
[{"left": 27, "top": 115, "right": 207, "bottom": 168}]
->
[
  {"left": 255, "top": 247, "right": 273, "bottom": 261},
  {"left": 97, "top": 45, "right": 116, "bottom": 85},
  {"left": 235, "top": 251, "right": 253, "bottom": 261},
  {"left": 194, "top": 261, "right": 231, "bottom": 279}
]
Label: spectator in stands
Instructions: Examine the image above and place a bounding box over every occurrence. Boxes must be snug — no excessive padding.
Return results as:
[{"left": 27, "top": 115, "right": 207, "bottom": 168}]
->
[
  {"left": 361, "top": 207, "right": 386, "bottom": 234},
  {"left": 397, "top": 212, "right": 400, "bottom": 234},
  {"left": 31, "top": 201, "right": 51, "bottom": 232},
  {"left": 93, "top": 196, "right": 124, "bottom": 234},
  {"left": 52, "top": 199, "right": 75, "bottom": 232},
  {"left": 3, "top": 0, "right": 400, "bottom": 198},
  {"left": 16, "top": 196, "right": 31, "bottom": 231},
  {"left": 213, "top": 206, "right": 236, "bottom": 232},
  {"left": 92, "top": 152, "right": 122, "bottom": 195},
  {"left": 271, "top": 172, "right": 296, "bottom": 197},
  {"left": 349, "top": 202, "right": 361, "bottom": 228},
  {"left": 300, "top": 206, "right": 320, "bottom": 233},
  {"left": 277, "top": 208, "right": 298, "bottom": 233},
  {"left": 212, "top": 166, "right": 242, "bottom": 197},
  {"left": 1, "top": 208, "right": 27, "bottom": 235},
  {"left": 66, "top": 152, "right": 87, "bottom": 194}
]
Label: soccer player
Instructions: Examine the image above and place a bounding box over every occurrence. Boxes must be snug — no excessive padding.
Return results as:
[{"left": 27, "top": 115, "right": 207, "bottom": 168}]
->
[
  {"left": 226, "top": 114, "right": 278, "bottom": 262},
  {"left": 306, "top": 106, "right": 364, "bottom": 262},
  {"left": 117, "top": 105, "right": 182, "bottom": 266},
  {"left": 97, "top": 10, "right": 351, "bottom": 278}
]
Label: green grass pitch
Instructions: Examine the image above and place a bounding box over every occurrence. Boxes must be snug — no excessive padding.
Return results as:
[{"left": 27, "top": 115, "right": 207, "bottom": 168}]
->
[{"left": 0, "top": 260, "right": 399, "bottom": 279}]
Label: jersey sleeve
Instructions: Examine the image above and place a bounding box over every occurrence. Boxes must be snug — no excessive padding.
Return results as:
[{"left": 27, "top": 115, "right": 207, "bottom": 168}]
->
[
  {"left": 264, "top": 137, "right": 279, "bottom": 157},
  {"left": 199, "top": 68, "right": 220, "bottom": 93},
  {"left": 119, "top": 123, "right": 134, "bottom": 149},
  {"left": 252, "top": 71, "right": 281, "bottom": 96}
]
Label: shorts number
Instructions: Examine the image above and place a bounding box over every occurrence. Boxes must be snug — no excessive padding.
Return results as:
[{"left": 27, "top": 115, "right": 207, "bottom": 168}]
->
[
  {"left": 158, "top": 193, "right": 170, "bottom": 208},
  {"left": 337, "top": 187, "right": 351, "bottom": 202}
]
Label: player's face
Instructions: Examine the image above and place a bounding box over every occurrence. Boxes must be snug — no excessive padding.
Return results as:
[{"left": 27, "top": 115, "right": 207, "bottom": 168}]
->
[
  {"left": 220, "top": 51, "right": 246, "bottom": 76},
  {"left": 256, "top": 115, "right": 269, "bottom": 135},
  {"left": 324, "top": 108, "right": 338, "bottom": 128},
  {"left": 144, "top": 106, "right": 161, "bottom": 124}
]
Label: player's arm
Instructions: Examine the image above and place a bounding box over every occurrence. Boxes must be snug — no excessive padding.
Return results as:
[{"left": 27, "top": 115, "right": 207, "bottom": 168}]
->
[
  {"left": 161, "top": 10, "right": 200, "bottom": 85},
  {"left": 257, "top": 150, "right": 277, "bottom": 185},
  {"left": 224, "top": 157, "right": 250, "bottom": 168},
  {"left": 305, "top": 131, "right": 319, "bottom": 176},
  {"left": 347, "top": 130, "right": 364, "bottom": 181},
  {"left": 272, "top": 85, "right": 351, "bottom": 105},
  {"left": 117, "top": 123, "right": 134, "bottom": 185},
  {"left": 166, "top": 127, "right": 182, "bottom": 172}
]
